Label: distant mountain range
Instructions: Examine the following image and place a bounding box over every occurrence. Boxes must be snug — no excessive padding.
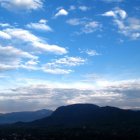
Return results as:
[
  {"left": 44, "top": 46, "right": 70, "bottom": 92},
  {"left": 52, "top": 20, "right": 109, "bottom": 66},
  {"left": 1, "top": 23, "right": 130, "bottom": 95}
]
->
[
  {"left": 20, "top": 103, "right": 140, "bottom": 128},
  {"left": 0, "top": 109, "right": 53, "bottom": 124}
]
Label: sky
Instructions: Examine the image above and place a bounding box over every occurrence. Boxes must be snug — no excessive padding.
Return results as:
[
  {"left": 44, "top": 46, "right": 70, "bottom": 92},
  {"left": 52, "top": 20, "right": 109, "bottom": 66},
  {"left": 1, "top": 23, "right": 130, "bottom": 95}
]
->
[{"left": 0, "top": 0, "right": 140, "bottom": 113}]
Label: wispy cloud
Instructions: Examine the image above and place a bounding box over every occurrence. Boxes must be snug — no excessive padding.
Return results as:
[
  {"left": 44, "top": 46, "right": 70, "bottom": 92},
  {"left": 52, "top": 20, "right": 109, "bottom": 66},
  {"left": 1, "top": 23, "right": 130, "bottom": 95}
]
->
[
  {"left": 0, "top": 0, "right": 43, "bottom": 11},
  {"left": 42, "top": 68, "right": 72, "bottom": 75},
  {"left": 102, "top": 8, "right": 140, "bottom": 39},
  {"left": 78, "top": 6, "right": 90, "bottom": 11},
  {"left": 115, "top": 17, "right": 140, "bottom": 39},
  {"left": 69, "top": 5, "right": 90, "bottom": 12},
  {"left": 42, "top": 56, "right": 86, "bottom": 74},
  {"left": 3, "top": 28, "right": 67, "bottom": 54},
  {"left": 102, "top": 0, "right": 124, "bottom": 3},
  {"left": 82, "top": 21, "right": 101, "bottom": 34},
  {"left": 0, "top": 45, "right": 38, "bottom": 71},
  {"left": 26, "top": 19, "right": 52, "bottom": 32},
  {"left": 67, "top": 18, "right": 101, "bottom": 34},
  {"left": 86, "top": 50, "right": 100, "bottom": 56},
  {"left": 0, "top": 23, "right": 11, "bottom": 28}
]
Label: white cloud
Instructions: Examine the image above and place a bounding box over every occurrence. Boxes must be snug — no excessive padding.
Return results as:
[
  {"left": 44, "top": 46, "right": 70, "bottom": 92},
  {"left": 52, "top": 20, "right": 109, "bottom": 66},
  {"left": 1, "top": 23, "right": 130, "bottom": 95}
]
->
[
  {"left": 33, "top": 42, "right": 67, "bottom": 55},
  {"left": 114, "top": 18, "right": 140, "bottom": 39},
  {"left": 102, "top": 8, "right": 140, "bottom": 39},
  {"left": 0, "top": 0, "right": 43, "bottom": 11},
  {"left": 0, "top": 23, "right": 11, "bottom": 27},
  {"left": 55, "top": 9, "right": 68, "bottom": 17},
  {"left": 42, "top": 56, "right": 86, "bottom": 74},
  {"left": 82, "top": 21, "right": 101, "bottom": 33},
  {"left": 102, "top": 8, "right": 127, "bottom": 19},
  {"left": 86, "top": 50, "right": 100, "bottom": 56},
  {"left": 69, "top": 5, "right": 76, "bottom": 11},
  {"left": 1, "top": 78, "right": 140, "bottom": 112},
  {"left": 0, "top": 31, "right": 11, "bottom": 39},
  {"left": 69, "top": 5, "right": 90, "bottom": 12},
  {"left": 4, "top": 28, "right": 40, "bottom": 42},
  {"left": 54, "top": 56, "right": 86, "bottom": 66},
  {"left": 42, "top": 68, "right": 72, "bottom": 75},
  {"left": 0, "top": 45, "right": 38, "bottom": 71},
  {"left": 102, "top": 11, "right": 116, "bottom": 17},
  {"left": 102, "top": 0, "right": 124, "bottom": 3},
  {"left": 4, "top": 28, "right": 67, "bottom": 54},
  {"left": 39, "top": 19, "right": 47, "bottom": 24},
  {"left": 47, "top": 56, "right": 86, "bottom": 67},
  {"left": 67, "top": 18, "right": 84, "bottom": 26},
  {"left": 79, "top": 6, "right": 89, "bottom": 11},
  {"left": 26, "top": 19, "right": 52, "bottom": 32},
  {"left": 67, "top": 18, "right": 101, "bottom": 34}
]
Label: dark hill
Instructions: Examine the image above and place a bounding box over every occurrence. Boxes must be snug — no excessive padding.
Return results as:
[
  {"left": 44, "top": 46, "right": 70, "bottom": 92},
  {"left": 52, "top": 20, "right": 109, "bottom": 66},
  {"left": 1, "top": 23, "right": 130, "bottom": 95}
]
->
[
  {"left": 0, "top": 109, "right": 53, "bottom": 124},
  {"left": 2, "top": 104, "right": 140, "bottom": 140},
  {"left": 28, "top": 104, "right": 140, "bottom": 127}
]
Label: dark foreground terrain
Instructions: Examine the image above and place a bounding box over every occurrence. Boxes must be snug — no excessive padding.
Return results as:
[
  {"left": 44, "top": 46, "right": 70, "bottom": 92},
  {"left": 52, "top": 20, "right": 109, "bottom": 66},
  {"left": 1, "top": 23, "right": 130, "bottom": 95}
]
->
[{"left": 0, "top": 104, "right": 140, "bottom": 140}]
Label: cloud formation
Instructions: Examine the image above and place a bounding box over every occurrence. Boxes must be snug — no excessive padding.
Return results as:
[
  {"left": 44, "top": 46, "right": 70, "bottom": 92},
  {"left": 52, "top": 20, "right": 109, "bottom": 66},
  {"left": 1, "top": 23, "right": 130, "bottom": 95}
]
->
[
  {"left": 0, "top": 0, "right": 43, "bottom": 11},
  {"left": 2, "top": 28, "right": 67, "bottom": 54},
  {"left": 102, "top": 8, "right": 127, "bottom": 19},
  {"left": 42, "top": 56, "right": 86, "bottom": 74},
  {"left": 26, "top": 19, "right": 53, "bottom": 32},
  {"left": 55, "top": 9, "right": 68, "bottom": 17},
  {"left": 0, "top": 45, "right": 38, "bottom": 71},
  {"left": 102, "top": 8, "right": 140, "bottom": 39},
  {"left": 0, "top": 79, "right": 140, "bottom": 112},
  {"left": 102, "top": 0, "right": 124, "bottom": 3},
  {"left": 67, "top": 18, "right": 101, "bottom": 34}
]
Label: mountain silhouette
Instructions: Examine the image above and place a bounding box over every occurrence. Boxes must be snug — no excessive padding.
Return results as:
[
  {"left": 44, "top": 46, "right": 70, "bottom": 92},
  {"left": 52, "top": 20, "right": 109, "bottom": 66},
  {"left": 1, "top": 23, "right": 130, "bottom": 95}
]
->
[
  {"left": 26, "top": 104, "right": 140, "bottom": 127},
  {"left": 0, "top": 109, "right": 53, "bottom": 124},
  {"left": 1, "top": 104, "right": 140, "bottom": 140}
]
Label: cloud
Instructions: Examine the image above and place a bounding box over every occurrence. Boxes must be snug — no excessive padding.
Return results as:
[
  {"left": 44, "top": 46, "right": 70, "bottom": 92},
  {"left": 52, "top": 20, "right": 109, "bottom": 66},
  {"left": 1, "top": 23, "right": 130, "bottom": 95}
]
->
[
  {"left": 3, "top": 28, "right": 67, "bottom": 54},
  {"left": 67, "top": 18, "right": 101, "bottom": 34},
  {"left": 33, "top": 42, "right": 67, "bottom": 55},
  {"left": 0, "top": 23, "right": 11, "bottom": 27},
  {"left": 53, "top": 56, "right": 86, "bottom": 66},
  {"left": 66, "top": 18, "right": 84, "bottom": 26},
  {"left": 102, "top": 0, "right": 124, "bottom": 3},
  {"left": 1, "top": 79, "right": 140, "bottom": 112},
  {"left": 0, "top": 45, "right": 38, "bottom": 71},
  {"left": 55, "top": 9, "right": 68, "bottom": 17},
  {"left": 69, "top": 5, "right": 76, "bottom": 11},
  {"left": 79, "top": 6, "right": 90, "bottom": 11},
  {"left": 0, "top": 31, "right": 11, "bottom": 39},
  {"left": 42, "top": 68, "right": 72, "bottom": 75},
  {"left": 102, "top": 8, "right": 127, "bottom": 19},
  {"left": 82, "top": 21, "right": 101, "bottom": 34},
  {"left": 42, "top": 56, "right": 86, "bottom": 74},
  {"left": 85, "top": 50, "right": 100, "bottom": 56},
  {"left": 26, "top": 19, "right": 52, "bottom": 32},
  {"left": 69, "top": 5, "right": 90, "bottom": 12},
  {"left": 0, "top": 0, "right": 43, "bottom": 11},
  {"left": 114, "top": 17, "right": 140, "bottom": 39},
  {"left": 4, "top": 28, "right": 40, "bottom": 42},
  {"left": 102, "top": 8, "right": 140, "bottom": 39}
]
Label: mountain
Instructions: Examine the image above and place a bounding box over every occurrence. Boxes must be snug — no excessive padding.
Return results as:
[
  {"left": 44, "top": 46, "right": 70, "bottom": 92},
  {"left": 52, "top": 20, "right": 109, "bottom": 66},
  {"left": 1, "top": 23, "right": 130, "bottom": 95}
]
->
[
  {"left": 28, "top": 104, "right": 140, "bottom": 127},
  {"left": 0, "top": 109, "right": 53, "bottom": 124},
  {"left": 2, "top": 104, "right": 140, "bottom": 139}
]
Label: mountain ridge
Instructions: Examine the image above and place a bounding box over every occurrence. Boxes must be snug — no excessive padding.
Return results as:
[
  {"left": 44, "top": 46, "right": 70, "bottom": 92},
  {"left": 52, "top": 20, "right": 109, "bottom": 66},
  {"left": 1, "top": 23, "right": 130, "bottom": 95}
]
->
[
  {"left": 0, "top": 109, "right": 53, "bottom": 124},
  {"left": 20, "top": 103, "right": 140, "bottom": 128}
]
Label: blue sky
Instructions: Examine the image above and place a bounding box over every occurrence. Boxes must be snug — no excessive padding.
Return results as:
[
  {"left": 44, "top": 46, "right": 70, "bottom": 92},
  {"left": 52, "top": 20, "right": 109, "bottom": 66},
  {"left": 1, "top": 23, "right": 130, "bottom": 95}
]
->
[{"left": 0, "top": 0, "right": 140, "bottom": 112}]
